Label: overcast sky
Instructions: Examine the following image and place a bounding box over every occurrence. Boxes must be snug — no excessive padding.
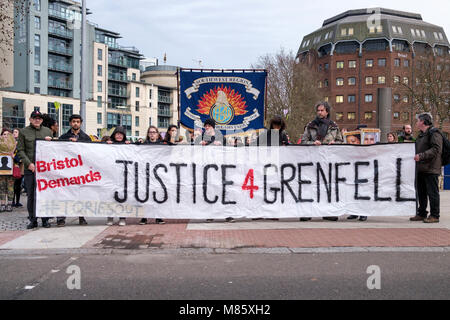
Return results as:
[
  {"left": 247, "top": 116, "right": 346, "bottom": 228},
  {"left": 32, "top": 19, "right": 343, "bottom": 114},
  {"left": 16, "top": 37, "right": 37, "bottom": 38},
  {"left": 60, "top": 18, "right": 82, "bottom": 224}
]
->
[{"left": 86, "top": 0, "right": 450, "bottom": 69}]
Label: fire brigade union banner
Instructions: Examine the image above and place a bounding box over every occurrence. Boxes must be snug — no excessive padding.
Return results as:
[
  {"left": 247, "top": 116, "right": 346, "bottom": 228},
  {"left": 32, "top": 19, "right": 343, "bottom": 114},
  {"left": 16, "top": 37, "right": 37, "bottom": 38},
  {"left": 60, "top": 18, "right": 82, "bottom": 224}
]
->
[
  {"left": 179, "top": 69, "right": 267, "bottom": 133},
  {"left": 35, "top": 141, "right": 416, "bottom": 219}
]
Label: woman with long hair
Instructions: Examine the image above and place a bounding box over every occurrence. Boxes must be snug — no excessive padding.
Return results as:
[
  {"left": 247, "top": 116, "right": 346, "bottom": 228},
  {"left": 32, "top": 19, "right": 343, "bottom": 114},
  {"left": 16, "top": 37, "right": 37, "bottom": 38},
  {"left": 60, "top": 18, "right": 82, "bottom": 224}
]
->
[
  {"left": 163, "top": 125, "right": 179, "bottom": 145},
  {"left": 106, "top": 127, "right": 130, "bottom": 226},
  {"left": 139, "top": 126, "right": 165, "bottom": 225}
]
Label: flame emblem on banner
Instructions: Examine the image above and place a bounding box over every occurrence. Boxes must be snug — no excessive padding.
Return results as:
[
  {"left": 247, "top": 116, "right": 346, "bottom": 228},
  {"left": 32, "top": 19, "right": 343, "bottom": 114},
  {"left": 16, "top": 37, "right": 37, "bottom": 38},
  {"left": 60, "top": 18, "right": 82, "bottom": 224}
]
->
[{"left": 197, "top": 86, "right": 248, "bottom": 124}]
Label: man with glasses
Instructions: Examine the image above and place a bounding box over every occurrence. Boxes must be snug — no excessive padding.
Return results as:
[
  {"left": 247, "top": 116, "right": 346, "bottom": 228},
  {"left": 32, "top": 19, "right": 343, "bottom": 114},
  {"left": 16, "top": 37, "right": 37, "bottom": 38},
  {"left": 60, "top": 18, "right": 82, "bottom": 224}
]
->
[{"left": 17, "top": 111, "right": 53, "bottom": 229}]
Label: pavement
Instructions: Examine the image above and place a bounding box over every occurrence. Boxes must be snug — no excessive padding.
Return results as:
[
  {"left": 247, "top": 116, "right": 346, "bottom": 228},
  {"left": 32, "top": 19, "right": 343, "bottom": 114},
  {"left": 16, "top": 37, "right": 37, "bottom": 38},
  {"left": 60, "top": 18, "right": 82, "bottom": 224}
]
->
[{"left": 0, "top": 191, "right": 449, "bottom": 253}]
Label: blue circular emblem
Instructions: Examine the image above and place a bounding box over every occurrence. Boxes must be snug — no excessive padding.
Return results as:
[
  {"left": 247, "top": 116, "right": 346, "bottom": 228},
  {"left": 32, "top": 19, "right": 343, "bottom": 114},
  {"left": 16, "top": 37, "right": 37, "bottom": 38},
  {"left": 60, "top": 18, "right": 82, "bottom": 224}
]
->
[{"left": 210, "top": 103, "right": 234, "bottom": 125}]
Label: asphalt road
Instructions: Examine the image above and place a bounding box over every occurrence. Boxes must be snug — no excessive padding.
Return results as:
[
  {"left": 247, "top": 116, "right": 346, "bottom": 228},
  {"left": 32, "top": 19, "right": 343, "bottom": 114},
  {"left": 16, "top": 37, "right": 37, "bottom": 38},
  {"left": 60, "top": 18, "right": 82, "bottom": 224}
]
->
[{"left": 0, "top": 251, "right": 449, "bottom": 301}]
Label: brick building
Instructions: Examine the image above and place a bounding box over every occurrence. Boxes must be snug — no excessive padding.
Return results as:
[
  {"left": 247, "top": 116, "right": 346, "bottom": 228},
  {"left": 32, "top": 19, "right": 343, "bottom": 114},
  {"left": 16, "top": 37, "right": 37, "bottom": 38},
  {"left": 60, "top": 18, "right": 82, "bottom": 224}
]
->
[{"left": 296, "top": 8, "right": 449, "bottom": 136}]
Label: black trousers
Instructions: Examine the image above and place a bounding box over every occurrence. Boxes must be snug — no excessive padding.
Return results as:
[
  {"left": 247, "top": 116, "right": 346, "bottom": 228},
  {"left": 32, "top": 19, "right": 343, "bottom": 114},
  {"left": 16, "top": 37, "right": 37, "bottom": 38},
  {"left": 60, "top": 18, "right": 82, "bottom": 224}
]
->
[
  {"left": 13, "top": 176, "right": 23, "bottom": 204},
  {"left": 417, "top": 173, "right": 440, "bottom": 219},
  {"left": 24, "top": 170, "right": 49, "bottom": 224}
]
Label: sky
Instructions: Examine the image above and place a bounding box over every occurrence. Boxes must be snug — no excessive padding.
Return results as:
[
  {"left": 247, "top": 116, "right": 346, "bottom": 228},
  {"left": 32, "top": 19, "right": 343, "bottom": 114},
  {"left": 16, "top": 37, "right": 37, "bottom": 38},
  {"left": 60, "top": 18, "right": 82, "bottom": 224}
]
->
[{"left": 86, "top": 0, "right": 450, "bottom": 69}]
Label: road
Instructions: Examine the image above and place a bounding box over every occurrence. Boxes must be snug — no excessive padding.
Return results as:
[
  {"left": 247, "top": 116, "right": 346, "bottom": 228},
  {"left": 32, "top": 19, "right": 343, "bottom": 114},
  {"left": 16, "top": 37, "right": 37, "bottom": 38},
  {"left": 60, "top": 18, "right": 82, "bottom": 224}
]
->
[{"left": 1, "top": 251, "right": 449, "bottom": 301}]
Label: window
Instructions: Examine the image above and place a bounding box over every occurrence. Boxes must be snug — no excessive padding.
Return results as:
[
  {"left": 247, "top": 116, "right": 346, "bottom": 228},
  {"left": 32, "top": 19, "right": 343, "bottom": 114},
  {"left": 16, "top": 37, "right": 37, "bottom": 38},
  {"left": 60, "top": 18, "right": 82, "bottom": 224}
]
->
[
  {"left": 403, "top": 96, "right": 409, "bottom": 103},
  {"left": 34, "top": 87, "right": 40, "bottom": 94},
  {"left": 347, "top": 112, "right": 356, "bottom": 120},
  {"left": 348, "top": 77, "right": 356, "bottom": 86},
  {"left": 34, "top": 70, "right": 40, "bottom": 84},
  {"left": 341, "top": 28, "right": 347, "bottom": 36},
  {"left": 365, "top": 77, "right": 373, "bottom": 85},
  {"left": 393, "top": 112, "right": 400, "bottom": 120},
  {"left": 336, "top": 95, "right": 344, "bottom": 103},
  {"left": 366, "top": 59, "right": 373, "bottom": 67},
  {"left": 421, "top": 30, "right": 426, "bottom": 38},
  {"left": 97, "top": 81, "right": 102, "bottom": 92},
  {"left": 97, "top": 96, "right": 102, "bottom": 108},
  {"left": 365, "top": 112, "right": 373, "bottom": 120},
  {"left": 135, "top": 87, "right": 140, "bottom": 98},
  {"left": 33, "top": 0, "right": 40, "bottom": 11},
  {"left": 34, "top": 35, "right": 40, "bottom": 66},
  {"left": 135, "top": 116, "right": 140, "bottom": 127},
  {"left": 318, "top": 81, "right": 322, "bottom": 88},
  {"left": 392, "top": 26, "right": 397, "bottom": 33},
  {"left": 393, "top": 76, "right": 400, "bottom": 84},
  {"left": 378, "top": 76, "right": 386, "bottom": 84},
  {"left": 349, "top": 60, "right": 356, "bottom": 68},
  {"left": 336, "top": 112, "right": 344, "bottom": 121},
  {"left": 132, "top": 73, "right": 136, "bottom": 81},
  {"left": 324, "top": 96, "right": 329, "bottom": 102},
  {"left": 378, "top": 58, "right": 386, "bottom": 67},
  {"left": 402, "top": 112, "right": 409, "bottom": 121},
  {"left": 324, "top": 63, "right": 329, "bottom": 70},
  {"left": 318, "top": 65, "right": 322, "bottom": 72},
  {"left": 135, "top": 131, "right": 140, "bottom": 137},
  {"left": 411, "top": 29, "right": 416, "bottom": 37},
  {"left": 403, "top": 77, "right": 409, "bottom": 85},
  {"left": 34, "top": 106, "right": 40, "bottom": 112},
  {"left": 149, "top": 102, "right": 152, "bottom": 108},
  {"left": 348, "top": 95, "right": 356, "bottom": 103},
  {"left": 394, "top": 59, "right": 400, "bottom": 67},
  {"left": 348, "top": 28, "right": 354, "bottom": 36},
  {"left": 97, "top": 113, "right": 102, "bottom": 124},
  {"left": 397, "top": 27, "right": 403, "bottom": 34},
  {"left": 135, "top": 101, "right": 140, "bottom": 112},
  {"left": 369, "top": 26, "right": 376, "bottom": 34},
  {"left": 34, "top": 16, "right": 40, "bottom": 29},
  {"left": 149, "top": 117, "right": 152, "bottom": 126},
  {"left": 324, "top": 79, "right": 329, "bottom": 87},
  {"left": 404, "top": 60, "right": 409, "bottom": 67},
  {"left": 376, "top": 25, "right": 383, "bottom": 33},
  {"left": 336, "top": 61, "right": 344, "bottom": 69},
  {"left": 365, "top": 94, "right": 373, "bottom": 102},
  {"left": 439, "top": 33, "right": 444, "bottom": 40},
  {"left": 394, "top": 94, "right": 400, "bottom": 102},
  {"left": 98, "top": 48, "right": 102, "bottom": 61},
  {"left": 336, "top": 78, "right": 344, "bottom": 86},
  {"left": 97, "top": 65, "right": 102, "bottom": 77},
  {"left": 149, "top": 89, "right": 152, "bottom": 99}
]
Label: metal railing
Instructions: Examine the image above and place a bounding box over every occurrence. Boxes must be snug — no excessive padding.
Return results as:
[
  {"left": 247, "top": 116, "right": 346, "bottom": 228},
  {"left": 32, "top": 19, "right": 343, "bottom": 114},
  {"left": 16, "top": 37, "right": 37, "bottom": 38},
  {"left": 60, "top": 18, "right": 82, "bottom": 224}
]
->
[
  {"left": 158, "top": 95, "right": 172, "bottom": 104},
  {"left": 108, "top": 73, "right": 129, "bottom": 82},
  {"left": 48, "top": 62, "right": 73, "bottom": 73},
  {"left": 48, "top": 79, "right": 72, "bottom": 89},
  {"left": 48, "top": 43, "right": 73, "bottom": 55},
  {"left": 48, "top": 26, "right": 73, "bottom": 39}
]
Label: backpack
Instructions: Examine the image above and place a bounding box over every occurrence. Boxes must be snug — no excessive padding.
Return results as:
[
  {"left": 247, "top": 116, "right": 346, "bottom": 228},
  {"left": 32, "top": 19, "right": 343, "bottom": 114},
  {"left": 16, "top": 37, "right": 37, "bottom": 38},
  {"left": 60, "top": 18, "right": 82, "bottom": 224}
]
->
[{"left": 429, "top": 128, "right": 450, "bottom": 166}]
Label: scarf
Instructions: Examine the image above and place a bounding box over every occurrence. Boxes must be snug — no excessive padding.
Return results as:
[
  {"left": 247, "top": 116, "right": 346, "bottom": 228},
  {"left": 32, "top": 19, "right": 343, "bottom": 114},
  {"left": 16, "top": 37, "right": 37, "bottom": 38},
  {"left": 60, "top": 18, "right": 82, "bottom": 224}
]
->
[{"left": 313, "top": 117, "right": 331, "bottom": 140}]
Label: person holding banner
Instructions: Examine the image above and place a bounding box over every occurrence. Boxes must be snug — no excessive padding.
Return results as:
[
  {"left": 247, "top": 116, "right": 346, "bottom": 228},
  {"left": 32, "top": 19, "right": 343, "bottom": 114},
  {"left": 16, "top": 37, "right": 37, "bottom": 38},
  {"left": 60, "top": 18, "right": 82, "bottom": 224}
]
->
[
  {"left": 411, "top": 113, "right": 443, "bottom": 223},
  {"left": 17, "top": 111, "right": 53, "bottom": 229},
  {"left": 300, "top": 102, "right": 343, "bottom": 222},
  {"left": 56, "top": 114, "right": 91, "bottom": 227},
  {"left": 256, "top": 116, "right": 289, "bottom": 146},
  {"left": 0, "top": 129, "right": 15, "bottom": 212},
  {"left": 106, "top": 126, "right": 130, "bottom": 227},
  {"left": 139, "top": 126, "right": 165, "bottom": 225},
  {"left": 194, "top": 118, "right": 224, "bottom": 146}
]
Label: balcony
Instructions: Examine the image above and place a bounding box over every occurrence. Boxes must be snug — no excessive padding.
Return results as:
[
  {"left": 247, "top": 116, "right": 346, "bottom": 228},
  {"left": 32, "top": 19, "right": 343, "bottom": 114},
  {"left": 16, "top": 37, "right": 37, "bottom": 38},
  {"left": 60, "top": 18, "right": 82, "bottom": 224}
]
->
[
  {"left": 158, "top": 109, "right": 173, "bottom": 117},
  {"left": 107, "top": 104, "right": 131, "bottom": 112},
  {"left": 108, "top": 89, "right": 128, "bottom": 98},
  {"left": 48, "top": 62, "right": 73, "bottom": 73},
  {"left": 108, "top": 73, "right": 129, "bottom": 83},
  {"left": 48, "top": 43, "right": 73, "bottom": 56},
  {"left": 158, "top": 95, "right": 172, "bottom": 104},
  {"left": 48, "top": 26, "right": 73, "bottom": 39},
  {"left": 48, "top": 79, "right": 72, "bottom": 90},
  {"left": 48, "top": 8, "right": 71, "bottom": 21},
  {"left": 108, "top": 58, "right": 128, "bottom": 68}
]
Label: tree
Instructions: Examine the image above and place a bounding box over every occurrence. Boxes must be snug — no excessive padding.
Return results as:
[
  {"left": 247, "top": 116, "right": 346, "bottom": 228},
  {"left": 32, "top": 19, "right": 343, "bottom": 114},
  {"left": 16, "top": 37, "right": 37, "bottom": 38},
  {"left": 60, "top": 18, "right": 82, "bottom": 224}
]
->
[
  {"left": 399, "top": 50, "right": 450, "bottom": 130},
  {"left": 252, "top": 48, "right": 322, "bottom": 141},
  {"left": 0, "top": 0, "right": 30, "bottom": 88}
]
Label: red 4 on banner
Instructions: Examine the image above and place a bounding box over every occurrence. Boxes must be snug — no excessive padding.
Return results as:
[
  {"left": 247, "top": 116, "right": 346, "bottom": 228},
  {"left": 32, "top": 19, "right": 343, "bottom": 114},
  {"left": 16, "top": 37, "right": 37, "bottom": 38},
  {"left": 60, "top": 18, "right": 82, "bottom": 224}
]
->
[{"left": 241, "top": 169, "right": 259, "bottom": 199}]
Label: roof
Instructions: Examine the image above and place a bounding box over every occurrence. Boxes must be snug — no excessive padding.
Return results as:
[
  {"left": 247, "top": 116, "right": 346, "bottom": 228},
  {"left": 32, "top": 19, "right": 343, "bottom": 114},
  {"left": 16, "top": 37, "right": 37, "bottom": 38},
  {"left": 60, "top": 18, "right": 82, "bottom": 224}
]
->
[{"left": 297, "top": 8, "right": 449, "bottom": 56}]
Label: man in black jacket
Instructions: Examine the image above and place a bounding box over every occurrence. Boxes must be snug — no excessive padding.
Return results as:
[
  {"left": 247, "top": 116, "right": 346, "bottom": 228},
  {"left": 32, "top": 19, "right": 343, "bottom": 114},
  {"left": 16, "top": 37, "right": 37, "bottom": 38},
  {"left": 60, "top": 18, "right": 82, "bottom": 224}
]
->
[
  {"left": 57, "top": 114, "right": 91, "bottom": 226},
  {"left": 59, "top": 114, "right": 92, "bottom": 142}
]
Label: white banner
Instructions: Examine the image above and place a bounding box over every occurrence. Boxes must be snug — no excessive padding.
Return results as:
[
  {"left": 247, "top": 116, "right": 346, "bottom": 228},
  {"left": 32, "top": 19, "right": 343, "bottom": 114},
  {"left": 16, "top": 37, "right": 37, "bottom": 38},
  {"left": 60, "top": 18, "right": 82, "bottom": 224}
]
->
[{"left": 35, "top": 141, "right": 416, "bottom": 218}]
